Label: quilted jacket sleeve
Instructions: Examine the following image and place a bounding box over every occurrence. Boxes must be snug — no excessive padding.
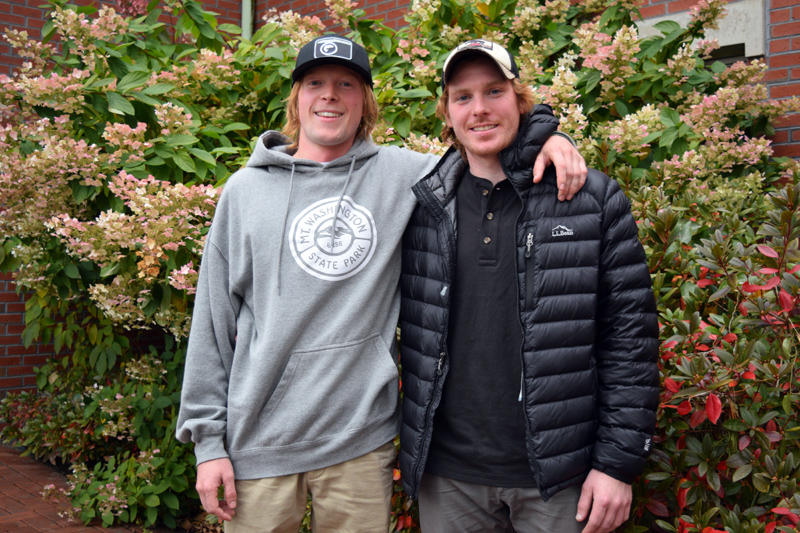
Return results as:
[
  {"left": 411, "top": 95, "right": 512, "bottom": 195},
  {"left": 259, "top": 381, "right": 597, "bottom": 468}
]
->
[{"left": 592, "top": 176, "right": 660, "bottom": 484}]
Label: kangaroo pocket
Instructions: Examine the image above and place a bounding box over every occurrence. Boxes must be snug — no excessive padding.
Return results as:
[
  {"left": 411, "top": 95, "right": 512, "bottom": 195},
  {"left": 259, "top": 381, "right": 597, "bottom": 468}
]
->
[{"left": 245, "top": 334, "right": 399, "bottom": 449}]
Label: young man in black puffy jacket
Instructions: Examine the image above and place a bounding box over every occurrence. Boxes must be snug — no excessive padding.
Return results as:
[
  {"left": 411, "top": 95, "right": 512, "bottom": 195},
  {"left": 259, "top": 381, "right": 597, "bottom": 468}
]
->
[{"left": 398, "top": 39, "right": 660, "bottom": 533}]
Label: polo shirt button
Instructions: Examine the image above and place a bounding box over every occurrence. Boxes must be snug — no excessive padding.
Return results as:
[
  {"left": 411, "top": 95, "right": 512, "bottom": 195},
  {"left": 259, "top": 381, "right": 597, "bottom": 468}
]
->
[
  {"left": 487, "top": 213, "right": 494, "bottom": 220},
  {"left": 484, "top": 237, "right": 491, "bottom": 244},
  {"left": 482, "top": 189, "right": 489, "bottom": 196}
]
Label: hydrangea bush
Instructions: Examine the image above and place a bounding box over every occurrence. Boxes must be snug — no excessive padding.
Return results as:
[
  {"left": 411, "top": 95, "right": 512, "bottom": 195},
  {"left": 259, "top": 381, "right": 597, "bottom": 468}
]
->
[{"left": 1, "top": 0, "right": 799, "bottom": 530}]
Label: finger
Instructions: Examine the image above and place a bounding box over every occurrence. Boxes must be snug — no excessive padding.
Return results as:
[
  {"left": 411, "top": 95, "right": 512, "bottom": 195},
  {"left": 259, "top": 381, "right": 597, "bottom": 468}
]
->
[
  {"left": 576, "top": 484, "right": 592, "bottom": 524},
  {"left": 532, "top": 154, "right": 547, "bottom": 183},
  {"left": 564, "top": 153, "right": 584, "bottom": 200},
  {"left": 198, "top": 485, "right": 219, "bottom": 515},
  {"left": 581, "top": 504, "right": 607, "bottom": 533},
  {"left": 222, "top": 469, "right": 237, "bottom": 510}
]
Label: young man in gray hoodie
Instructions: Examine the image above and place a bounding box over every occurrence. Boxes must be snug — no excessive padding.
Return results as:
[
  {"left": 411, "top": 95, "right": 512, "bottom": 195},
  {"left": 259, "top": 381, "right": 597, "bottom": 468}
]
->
[{"left": 176, "top": 35, "right": 586, "bottom": 532}]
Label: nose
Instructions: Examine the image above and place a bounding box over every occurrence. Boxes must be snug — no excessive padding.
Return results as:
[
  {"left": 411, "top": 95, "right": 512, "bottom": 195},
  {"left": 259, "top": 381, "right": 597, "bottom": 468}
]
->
[
  {"left": 472, "top": 94, "right": 490, "bottom": 115},
  {"left": 321, "top": 83, "right": 338, "bottom": 101}
]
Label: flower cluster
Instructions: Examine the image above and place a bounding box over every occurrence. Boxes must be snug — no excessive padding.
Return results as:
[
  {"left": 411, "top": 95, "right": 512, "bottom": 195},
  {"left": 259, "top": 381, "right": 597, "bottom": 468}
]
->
[
  {"left": 325, "top": 0, "right": 359, "bottom": 28},
  {"left": 3, "top": 30, "right": 53, "bottom": 77},
  {"left": 542, "top": 0, "right": 570, "bottom": 24},
  {"left": 536, "top": 53, "right": 580, "bottom": 112},
  {"left": 407, "top": 0, "right": 440, "bottom": 23},
  {"left": 600, "top": 104, "right": 661, "bottom": 159},
  {"left": 511, "top": 0, "right": 543, "bottom": 39},
  {"left": 52, "top": 5, "right": 128, "bottom": 70},
  {"left": 154, "top": 103, "right": 193, "bottom": 137},
  {"left": 168, "top": 262, "right": 199, "bottom": 294},
  {"left": 115, "top": 0, "right": 148, "bottom": 18},
  {"left": 663, "top": 44, "right": 699, "bottom": 85},
  {"left": 403, "top": 132, "right": 448, "bottom": 156},
  {"left": 49, "top": 171, "right": 219, "bottom": 336},
  {"left": 396, "top": 36, "right": 435, "bottom": 83},
  {"left": 125, "top": 357, "right": 168, "bottom": 383},
  {"left": 192, "top": 49, "right": 241, "bottom": 89},
  {"left": 439, "top": 24, "right": 467, "bottom": 48},
  {"left": 263, "top": 9, "right": 325, "bottom": 51},
  {"left": 580, "top": 24, "right": 640, "bottom": 103},
  {"left": 15, "top": 69, "right": 91, "bottom": 114},
  {"left": 689, "top": 0, "right": 728, "bottom": 32},
  {"left": 102, "top": 122, "right": 151, "bottom": 163},
  {"left": 517, "top": 39, "right": 552, "bottom": 85}
]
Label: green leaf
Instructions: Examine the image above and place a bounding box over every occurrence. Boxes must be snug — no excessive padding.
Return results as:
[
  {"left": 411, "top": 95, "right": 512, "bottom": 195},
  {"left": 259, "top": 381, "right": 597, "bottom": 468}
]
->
[
  {"left": 116, "top": 71, "right": 151, "bottom": 93},
  {"left": 100, "top": 263, "right": 121, "bottom": 278},
  {"left": 188, "top": 148, "right": 216, "bottom": 166},
  {"left": 63, "top": 263, "right": 80, "bottom": 279},
  {"left": 130, "top": 92, "right": 162, "bottom": 106},
  {"left": 217, "top": 24, "right": 242, "bottom": 34},
  {"left": 222, "top": 122, "right": 250, "bottom": 133},
  {"left": 732, "top": 464, "right": 752, "bottom": 482},
  {"left": 654, "top": 20, "right": 682, "bottom": 35},
  {"left": 396, "top": 88, "right": 433, "bottom": 99},
  {"left": 173, "top": 150, "right": 197, "bottom": 173},
  {"left": 144, "top": 494, "right": 160, "bottom": 507},
  {"left": 723, "top": 419, "right": 748, "bottom": 432},
  {"left": 106, "top": 92, "right": 136, "bottom": 115},
  {"left": 153, "top": 396, "right": 172, "bottom": 409},
  {"left": 660, "top": 108, "right": 681, "bottom": 128},
  {"left": 142, "top": 83, "right": 176, "bottom": 96},
  {"left": 107, "top": 57, "right": 130, "bottom": 79},
  {"left": 166, "top": 134, "right": 200, "bottom": 146}
]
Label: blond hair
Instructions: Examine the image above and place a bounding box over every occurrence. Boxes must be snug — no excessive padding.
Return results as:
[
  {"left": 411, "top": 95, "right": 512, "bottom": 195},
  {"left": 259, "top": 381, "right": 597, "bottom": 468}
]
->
[{"left": 281, "top": 76, "right": 379, "bottom": 151}]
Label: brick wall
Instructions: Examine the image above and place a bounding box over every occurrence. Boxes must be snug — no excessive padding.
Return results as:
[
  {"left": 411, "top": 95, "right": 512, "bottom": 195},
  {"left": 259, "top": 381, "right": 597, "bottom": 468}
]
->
[
  {"left": 767, "top": 0, "right": 800, "bottom": 157},
  {"left": 0, "top": 273, "right": 49, "bottom": 399}
]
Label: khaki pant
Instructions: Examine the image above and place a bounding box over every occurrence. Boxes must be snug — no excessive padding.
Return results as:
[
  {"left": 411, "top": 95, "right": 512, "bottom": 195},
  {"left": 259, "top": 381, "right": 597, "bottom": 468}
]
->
[{"left": 224, "top": 441, "right": 395, "bottom": 533}]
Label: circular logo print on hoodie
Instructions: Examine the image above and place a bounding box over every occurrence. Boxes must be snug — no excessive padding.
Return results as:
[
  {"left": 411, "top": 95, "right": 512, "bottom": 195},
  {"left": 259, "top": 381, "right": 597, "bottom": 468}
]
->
[{"left": 289, "top": 196, "right": 377, "bottom": 281}]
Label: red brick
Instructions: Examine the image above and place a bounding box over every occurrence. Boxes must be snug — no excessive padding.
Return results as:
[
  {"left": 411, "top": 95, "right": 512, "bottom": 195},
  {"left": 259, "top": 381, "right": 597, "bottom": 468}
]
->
[
  {"left": 26, "top": 18, "right": 45, "bottom": 30},
  {"left": 772, "top": 38, "right": 792, "bottom": 54},
  {"left": 772, "top": 0, "right": 800, "bottom": 8},
  {"left": 0, "top": 357, "right": 22, "bottom": 366},
  {"left": 7, "top": 366, "right": 35, "bottom": 377},
  {"left": 772, "top": 130, "right": 790, "bottom": 143},
  {"left": 771, "top": 82, "right": 800, "bottom": 98},
  {"left": 0, "top": 377, "right": 23, "bottom": 388},
  {"left": 667, "top": 0, "right": 696, "bottom": 13},
  {"left": 773, "top": 143, "right": 800, "bottom": 157},
  {"left": 11, "top": 5, "right": 43, "bottom": 18},
  {"left": 772, "top": 7, "right": 792, "bottom": 23},
  {"left": 773, "top": 20, "right": 800, "bottom": 37},
  {"left": 6, "top": 325, "right": 25, "bottom": 335},
  {"left": 6, "top": 304, "right": 25, "bottom": 314},
  {"left": 771, "top": 52, "right": 800, "bottom": 68},
  {"left": 22, "top": 355, "right": 51, "bottom": 366},
  {"left": 794, "top": 6, "right": 800, "bottom": 17},
  {"left": 6, "top": 346, "right": 40, "bottom": 356},
  {"left": 640, "top": 4, "right": 666, "bottom": 18},
  {"left": 792, "top": 131, "right": 800, "bottom": 142},
  {"left": 1, "top": 14, "right": 25, "bottom": 26},
  {"left": 775, "top": 113, "right": 800, "bottom": 128}
]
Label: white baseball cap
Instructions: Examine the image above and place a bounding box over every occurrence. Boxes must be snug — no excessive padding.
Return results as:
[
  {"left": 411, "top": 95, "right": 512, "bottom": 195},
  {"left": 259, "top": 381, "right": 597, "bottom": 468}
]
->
[{"left": 441, "top": 39, "right": 520, "bottom": 89}]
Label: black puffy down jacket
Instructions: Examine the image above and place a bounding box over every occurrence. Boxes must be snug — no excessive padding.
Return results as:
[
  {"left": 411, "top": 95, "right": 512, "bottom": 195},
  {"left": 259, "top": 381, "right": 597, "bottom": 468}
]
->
[{"left": 398, "top": 110, "right": 660, "bottom": 501}]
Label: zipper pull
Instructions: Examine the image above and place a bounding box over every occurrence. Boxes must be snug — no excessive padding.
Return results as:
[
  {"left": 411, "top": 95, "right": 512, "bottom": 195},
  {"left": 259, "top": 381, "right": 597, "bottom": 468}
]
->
[
  {"left": 437, "top": 352, "right": 445, "bottom": 375},
  {"left": 518, "top": 372, "right": 524, "bottom": 401},
  {"left": 525, "top": 233, "right": 533, "bottom": 259}
]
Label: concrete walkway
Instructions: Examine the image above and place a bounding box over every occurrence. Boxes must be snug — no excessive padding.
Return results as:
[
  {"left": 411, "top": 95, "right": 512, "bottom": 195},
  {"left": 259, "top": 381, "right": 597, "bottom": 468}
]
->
[{"left": 0, "top": 444, "right": 151, "bottom": 532}]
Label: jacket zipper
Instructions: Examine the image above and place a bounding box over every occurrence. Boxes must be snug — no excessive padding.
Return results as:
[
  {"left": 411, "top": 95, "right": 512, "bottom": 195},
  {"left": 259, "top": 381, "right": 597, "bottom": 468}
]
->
[
  {"left": 508, "top": 170, "right": 545, "bottom": 495},
  {"left": 410, "top": 178, "right": 457, "bottom": 498}
]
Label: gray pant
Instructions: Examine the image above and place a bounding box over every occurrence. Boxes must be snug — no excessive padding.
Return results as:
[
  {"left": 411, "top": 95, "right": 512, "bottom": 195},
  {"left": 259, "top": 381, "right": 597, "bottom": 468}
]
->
[{"left": 418, "top": 474, "right": 586, "bottom": 533}]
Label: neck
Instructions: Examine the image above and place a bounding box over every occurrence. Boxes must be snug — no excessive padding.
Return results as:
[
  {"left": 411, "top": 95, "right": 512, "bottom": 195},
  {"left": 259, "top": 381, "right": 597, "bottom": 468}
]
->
[
  {"left": 465, "top": 153, "right": 505, "bottom": 185},
  {"left": 294, "top": 137, "right": 356, "bottom": 163}
]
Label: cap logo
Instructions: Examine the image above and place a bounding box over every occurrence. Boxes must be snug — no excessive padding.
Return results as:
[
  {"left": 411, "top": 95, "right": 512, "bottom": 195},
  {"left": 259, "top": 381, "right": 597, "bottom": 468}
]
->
[
  {"left": 314, "top": 37, "right": 353, "bottom": 60},
  {"left": 461, "top": 40, "right": 493, "bottom": 52}
]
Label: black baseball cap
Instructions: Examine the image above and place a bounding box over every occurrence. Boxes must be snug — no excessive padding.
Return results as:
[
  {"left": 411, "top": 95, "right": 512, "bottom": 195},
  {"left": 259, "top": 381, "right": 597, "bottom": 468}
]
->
[
  {"left": 292, "top": 35, "right": 373, "bottom": 87},
  {"left": 441, "top": 39, "right": 520, "bottom": 89}
]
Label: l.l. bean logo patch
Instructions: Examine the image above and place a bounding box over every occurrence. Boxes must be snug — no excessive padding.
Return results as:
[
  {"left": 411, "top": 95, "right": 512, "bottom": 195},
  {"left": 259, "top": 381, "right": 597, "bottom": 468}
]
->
[{"left": 289, "top": 196, "right": 377, "bottom": 281}]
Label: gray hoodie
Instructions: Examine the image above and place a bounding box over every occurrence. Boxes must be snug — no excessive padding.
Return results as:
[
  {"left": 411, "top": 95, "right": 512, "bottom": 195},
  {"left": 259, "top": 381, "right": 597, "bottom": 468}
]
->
[{"left": 176, "top": 131, "right": 439, "bottom": 479}]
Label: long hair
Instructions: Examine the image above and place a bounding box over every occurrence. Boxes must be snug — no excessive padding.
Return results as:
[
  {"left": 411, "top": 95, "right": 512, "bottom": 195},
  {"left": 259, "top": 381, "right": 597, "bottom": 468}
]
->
[
  {"left": 281, "top": 76, "right": 379, "bottom": 151},
  {"left": 436, "top": 78, "right": 536, "bottom": 161}
]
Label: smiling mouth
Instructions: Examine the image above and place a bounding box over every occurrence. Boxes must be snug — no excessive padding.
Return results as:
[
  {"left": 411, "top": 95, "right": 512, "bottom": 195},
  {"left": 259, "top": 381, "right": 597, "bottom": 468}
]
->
[
  {"left": 471, "top": 125, "right": 497, "bottom": 132},
  {"left": 316, "top": 112, "right": 343, "bottom": 118}
]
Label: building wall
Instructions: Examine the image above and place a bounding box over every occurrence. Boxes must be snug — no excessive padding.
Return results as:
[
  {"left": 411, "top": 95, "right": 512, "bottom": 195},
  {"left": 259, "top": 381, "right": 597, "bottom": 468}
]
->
[{"left": 254, "top": 0, "right": 411, "bottom": 30}]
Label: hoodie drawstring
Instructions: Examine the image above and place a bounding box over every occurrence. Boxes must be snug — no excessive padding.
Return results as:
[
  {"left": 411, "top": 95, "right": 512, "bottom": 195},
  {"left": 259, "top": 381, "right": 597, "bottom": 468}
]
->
[
  {"left": 330, "top": 156, "right": 356, "bottom": 253},
  {"left": 277, "top": 162, "right": 296, "bottom": 296}
]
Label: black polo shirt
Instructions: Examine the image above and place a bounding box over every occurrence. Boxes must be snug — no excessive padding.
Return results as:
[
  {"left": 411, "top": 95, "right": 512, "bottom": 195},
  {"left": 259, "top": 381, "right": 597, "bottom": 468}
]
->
[{"left": 424, "top": 169, "right": 536, "bottom": 488}]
